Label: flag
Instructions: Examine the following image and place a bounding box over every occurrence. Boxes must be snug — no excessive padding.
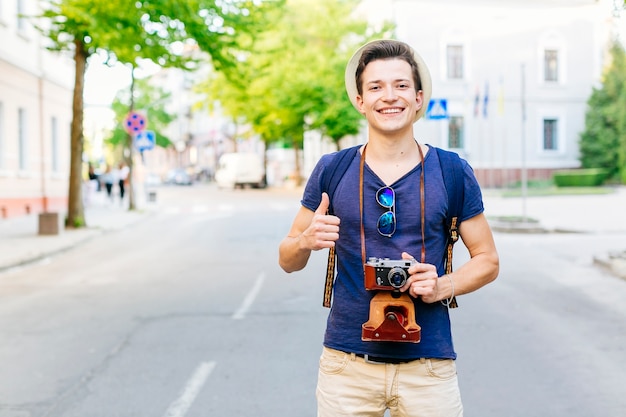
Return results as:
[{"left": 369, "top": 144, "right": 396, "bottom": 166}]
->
[
  {"left": 483, "top": 81, "right": 489, "bottom": 119},
  {"left": 473, "top": 86, "right": 480, "bottom": 118},
  {"left": 497, "top": 77, "right": 505, "bottom": 116}
]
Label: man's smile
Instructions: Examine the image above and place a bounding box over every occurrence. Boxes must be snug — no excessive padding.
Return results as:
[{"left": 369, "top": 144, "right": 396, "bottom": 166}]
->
[{"left": 378, "top": 107, "right": 404, "bottom": 115}]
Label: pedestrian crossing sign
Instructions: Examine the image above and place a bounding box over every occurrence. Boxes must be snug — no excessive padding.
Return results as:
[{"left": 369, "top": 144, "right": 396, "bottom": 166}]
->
[
  {"left": 426, "top": 99, "right": 449, "bottom": 120},
  {"left": 134, "top": 130, "right": 156, "bottom": 151}
]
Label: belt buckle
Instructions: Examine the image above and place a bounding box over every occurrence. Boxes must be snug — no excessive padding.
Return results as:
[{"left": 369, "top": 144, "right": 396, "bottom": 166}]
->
[{"left": 363, "top": 354, "right": 386, "bottom": 365}]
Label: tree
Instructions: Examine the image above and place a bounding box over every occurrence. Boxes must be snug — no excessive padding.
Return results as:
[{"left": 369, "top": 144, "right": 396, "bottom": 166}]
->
[
  {"left": 579, "top": 40, "right": 626, "bottom": 183},
  {"left": 197, "top": 0, "right": 392, "bottom": 184},
  {"left": 34, "top": 0, "right": 282, "bottom": 227}
]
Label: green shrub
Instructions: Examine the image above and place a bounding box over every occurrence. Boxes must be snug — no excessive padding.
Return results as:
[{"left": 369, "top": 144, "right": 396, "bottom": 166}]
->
[{"left": 553, "top": 168, "right": 609, "bottom": 187}]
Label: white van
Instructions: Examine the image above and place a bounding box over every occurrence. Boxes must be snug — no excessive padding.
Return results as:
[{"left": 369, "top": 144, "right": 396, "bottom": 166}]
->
[{"left": 215, "top": 153, "right": 266, "bottom": 189}]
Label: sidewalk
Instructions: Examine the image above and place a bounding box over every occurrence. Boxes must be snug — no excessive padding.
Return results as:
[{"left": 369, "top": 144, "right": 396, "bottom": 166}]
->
[
  {"left": 1, "top": 186, "right": 625, "bottom": 274},
  {"left": 0, "top": 194, "right": 152, "bottom": 273},
  {"left": 483, "top": 186, "right": 626, "bottom": 234}
]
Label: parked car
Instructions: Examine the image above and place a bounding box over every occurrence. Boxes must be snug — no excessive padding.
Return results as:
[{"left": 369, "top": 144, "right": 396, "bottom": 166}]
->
[
  {"left": 215, "top": 153, "right": 266, "bottom": 189},
  {"left": 165, "top": 168, "right": 193, "bottom": 185}
]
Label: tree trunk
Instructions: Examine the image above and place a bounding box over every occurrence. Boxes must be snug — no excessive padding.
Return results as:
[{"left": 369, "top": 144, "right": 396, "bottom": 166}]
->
[
  {"left": 294, "top": 145, "right": 302, "bottom": 186},
  {"left": 66, "top": 39, "right": 88, "bottom": 228}
]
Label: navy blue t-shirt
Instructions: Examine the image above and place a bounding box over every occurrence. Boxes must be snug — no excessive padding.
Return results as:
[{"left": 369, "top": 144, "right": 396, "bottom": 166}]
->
[{"left": 302, "top": 144, "right": 484, "bottom": 360}]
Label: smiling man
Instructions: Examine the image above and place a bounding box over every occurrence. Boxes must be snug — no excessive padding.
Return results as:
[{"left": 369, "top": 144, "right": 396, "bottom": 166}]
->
[{"left": 279, "top": 39, "right": 499, "bottom": 417}]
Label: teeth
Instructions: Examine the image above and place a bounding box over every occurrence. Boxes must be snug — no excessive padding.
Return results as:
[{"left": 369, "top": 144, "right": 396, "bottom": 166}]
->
[{"left": 380, "top": 108, "right": 402, "bottom": 114}]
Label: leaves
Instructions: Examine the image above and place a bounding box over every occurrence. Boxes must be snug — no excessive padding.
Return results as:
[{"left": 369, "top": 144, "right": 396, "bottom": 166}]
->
[
  {"left": 579, "top": 40, "right": 626, "bottom": 183},
  {"left": 196, "top": 0, "right": 392, "bottom": 150}
]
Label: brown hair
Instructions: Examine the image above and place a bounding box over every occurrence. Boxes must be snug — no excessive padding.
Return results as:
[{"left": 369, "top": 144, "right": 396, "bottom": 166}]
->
[{"left": 354, "top": 40, "right": 422, "bottom": 96}]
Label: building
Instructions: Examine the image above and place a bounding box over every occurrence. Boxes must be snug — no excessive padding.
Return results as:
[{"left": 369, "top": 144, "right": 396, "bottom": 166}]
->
[
  {"left": 0, "top": 1, "right": 74, "bottom": 218},
  {"left": 396, "top": 0, "right": 618, "bottom": 187},
  {"left": 305, "top": 0, "right": 622, "bottom": 189}
]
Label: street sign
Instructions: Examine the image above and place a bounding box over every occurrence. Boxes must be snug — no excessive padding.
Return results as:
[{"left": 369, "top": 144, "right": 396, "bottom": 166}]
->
[
  {"left": 426, "top": 99, "right": 449, "bottom": 120},
  {"left": 124, "top": 111, "right": 147, "bottom": 134},
  {"left": 134, "top": 130, "right": 156, "bottom": 152}
]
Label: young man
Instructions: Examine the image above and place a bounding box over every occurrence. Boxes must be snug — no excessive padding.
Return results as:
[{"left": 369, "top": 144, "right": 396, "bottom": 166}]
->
[{"left": 279, "top": 39, "right": 499, "bottom": 417}]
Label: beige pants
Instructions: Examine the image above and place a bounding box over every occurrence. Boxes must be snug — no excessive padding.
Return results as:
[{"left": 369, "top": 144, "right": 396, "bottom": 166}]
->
[{"left": 316, "top": 347, "right": 463, "bottom": 417}]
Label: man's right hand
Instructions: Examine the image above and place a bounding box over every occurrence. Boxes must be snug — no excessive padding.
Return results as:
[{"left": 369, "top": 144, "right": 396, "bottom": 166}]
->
[{"left": 301, "top": 193, "right": 340, "bottom": 251}]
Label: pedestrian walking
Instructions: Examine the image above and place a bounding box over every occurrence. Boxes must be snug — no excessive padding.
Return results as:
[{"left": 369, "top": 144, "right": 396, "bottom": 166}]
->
[
  {"left": 100, "top": 165, "right": 116, "bottom": 203},
  {"left": 279, "top": 39, "right": 499, "bottom": 416},
  {"left": 118, "top": 162, "right": 129, "bottom": 202}
]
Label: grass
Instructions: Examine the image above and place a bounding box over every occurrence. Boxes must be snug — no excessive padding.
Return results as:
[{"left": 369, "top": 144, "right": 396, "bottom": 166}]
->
[
  {"left": 488, "top": 215, "right": 540, "bottom": 223},
  {"left": 489, "top": 180, "right": 616, "bottom": 197},
  {"left": 499, "top": 186, "right": 615, "bottom": 197}
]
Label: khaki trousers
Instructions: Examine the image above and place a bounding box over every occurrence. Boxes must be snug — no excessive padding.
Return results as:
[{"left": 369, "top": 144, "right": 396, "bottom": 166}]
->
[{"left": 316, "top": 347, "right": 463, "bottom": 417}]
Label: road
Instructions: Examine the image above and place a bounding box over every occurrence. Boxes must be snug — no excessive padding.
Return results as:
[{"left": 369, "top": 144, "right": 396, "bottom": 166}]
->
[{"left": 0, "top": 184, "right": 625, "bottom": 417}]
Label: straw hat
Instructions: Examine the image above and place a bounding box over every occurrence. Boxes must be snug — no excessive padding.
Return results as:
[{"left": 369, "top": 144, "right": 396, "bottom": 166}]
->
[{"left": 344, "top": 40, "right": 432, "bottom": 122}]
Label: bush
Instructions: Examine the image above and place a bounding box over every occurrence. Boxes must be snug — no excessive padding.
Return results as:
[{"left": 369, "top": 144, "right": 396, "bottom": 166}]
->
[{"left": 553, "top": 168, "right": 609, "bottom": 187}]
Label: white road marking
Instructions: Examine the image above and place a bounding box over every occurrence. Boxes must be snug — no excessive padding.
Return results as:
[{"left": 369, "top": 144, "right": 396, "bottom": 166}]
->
[
  {"left": 232, "top": 272, "right": 265, "bottom": 320},
  {"left": 163, "top": 361, "right": 216, "bottom": 417}
]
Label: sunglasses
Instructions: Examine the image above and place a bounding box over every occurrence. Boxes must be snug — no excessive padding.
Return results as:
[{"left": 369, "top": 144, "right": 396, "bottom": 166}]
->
[{"left": 376, "top": 186, "right": 396, "bottom": 237}]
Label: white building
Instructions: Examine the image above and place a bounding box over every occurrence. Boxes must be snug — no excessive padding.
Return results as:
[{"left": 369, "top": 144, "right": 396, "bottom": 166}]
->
[
  {"left": 394, "top": 0, "right": 618, "bottom": 187},
  {"left": 0, "top": 1, "right": 74, "bottom": 218}
]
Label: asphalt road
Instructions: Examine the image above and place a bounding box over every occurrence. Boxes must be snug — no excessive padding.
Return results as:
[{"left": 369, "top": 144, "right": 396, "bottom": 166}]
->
[{"left": 0, "top": 184, "right": 625, "bottom": 417}]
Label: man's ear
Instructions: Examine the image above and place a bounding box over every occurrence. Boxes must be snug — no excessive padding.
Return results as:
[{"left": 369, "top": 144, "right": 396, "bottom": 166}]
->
[
  {"left": 356, "top": 95, "right": 366, "bottom": 116},
  {"left": 415, "top": 90, "right": 424, "bottom": 110}
]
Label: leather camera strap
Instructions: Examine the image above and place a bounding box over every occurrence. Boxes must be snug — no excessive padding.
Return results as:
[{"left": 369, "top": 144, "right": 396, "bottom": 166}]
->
[{"left": 359, "top": 143, "right": 426, "bottom": 266}]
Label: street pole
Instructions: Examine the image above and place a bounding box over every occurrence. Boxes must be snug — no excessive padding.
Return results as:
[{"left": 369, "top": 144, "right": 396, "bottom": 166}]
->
[{"left": 127, "top": 67, "right": 136, "bottom": 211}]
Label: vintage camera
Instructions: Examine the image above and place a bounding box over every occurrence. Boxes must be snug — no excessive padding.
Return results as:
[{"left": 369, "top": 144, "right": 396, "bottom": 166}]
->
[
  {"left": 364, "top": 257, "right": 416, "bottom": 291},
  {"left": 362, "top": 257, "right": 421, "bottom": 343}
]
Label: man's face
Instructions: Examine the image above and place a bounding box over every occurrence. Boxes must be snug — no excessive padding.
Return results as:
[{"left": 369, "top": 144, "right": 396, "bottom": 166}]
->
[{"left": 356, "top": 58, "right": 423, "bottom": 135}]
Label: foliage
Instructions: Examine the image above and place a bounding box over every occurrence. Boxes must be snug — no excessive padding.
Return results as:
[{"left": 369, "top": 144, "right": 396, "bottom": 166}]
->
[
  {"left": 197, "top": 0, "right": 392, "bottom": 151},
  {"left": 37, "top": 0, "right": 283, "bottom": 70},
  {"left": 108, "top": 78, "right": 174, "bottom": 150},
  {"left": 579, "top": 40, "right": 626, "bottom": 183},
  {"left": 552, "top": 168, "right": 609, "bottom": 187}
]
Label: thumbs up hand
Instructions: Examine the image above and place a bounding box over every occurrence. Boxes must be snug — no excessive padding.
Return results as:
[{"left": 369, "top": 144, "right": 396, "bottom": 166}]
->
[{"left": 302, "top": 193, "right": 340, "bottom": 251}]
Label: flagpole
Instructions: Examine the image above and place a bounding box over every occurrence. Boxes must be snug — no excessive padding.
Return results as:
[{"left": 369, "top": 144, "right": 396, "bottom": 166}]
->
[{"left": 520, "top": 63, "right": 528, "bottom": 221}]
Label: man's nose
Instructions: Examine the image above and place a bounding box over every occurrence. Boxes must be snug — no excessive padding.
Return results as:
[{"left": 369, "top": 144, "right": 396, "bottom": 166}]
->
[{"left": 382, "top": 86, "right": 397, "bottom": 100}]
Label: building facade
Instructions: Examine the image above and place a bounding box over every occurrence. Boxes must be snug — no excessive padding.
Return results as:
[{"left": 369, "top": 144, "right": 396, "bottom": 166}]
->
[
  {"left": 0, "top": 0, "right": 74, "bottom": 218},
  {"left": 396, "top": 0, "right": 616, "bottom": 187}
]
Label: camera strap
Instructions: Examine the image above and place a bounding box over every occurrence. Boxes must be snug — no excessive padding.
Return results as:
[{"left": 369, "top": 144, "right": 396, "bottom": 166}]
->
[{"left": 321, "top": 144, "right": 460, "bottom": 308}]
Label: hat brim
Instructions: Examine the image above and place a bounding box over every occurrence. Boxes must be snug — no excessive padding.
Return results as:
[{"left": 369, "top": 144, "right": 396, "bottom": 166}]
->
[{"left": 345, "top": 40, "right": 432, "bottom": 122}]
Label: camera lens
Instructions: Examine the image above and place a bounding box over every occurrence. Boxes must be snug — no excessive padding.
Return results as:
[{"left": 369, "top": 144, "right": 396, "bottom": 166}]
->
[{"left": 387, "top": 267, "right": 407, "bottom": 288}]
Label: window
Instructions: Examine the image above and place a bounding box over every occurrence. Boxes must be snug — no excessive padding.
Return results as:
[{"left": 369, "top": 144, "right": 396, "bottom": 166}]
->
[
  {"left": 448, "top": 116, "right": 464, "bottom": 149},
  {"left": 51, "top": 117, "right": 59, "bottom": 172},
  {"left": 543, "top": 119, "right": 558, "bottom": 150},
  {"left": 538, "top": 31, "right": 566, "bottom": 85},
  {"left": 446, "top": 45, "right": 464, "bottom": 80},
  {"left": 544, "top": 49, "right": 558, "bottom": 82},
  {"left": 18, "top": 108, "right": 27, "bottom": 170}
]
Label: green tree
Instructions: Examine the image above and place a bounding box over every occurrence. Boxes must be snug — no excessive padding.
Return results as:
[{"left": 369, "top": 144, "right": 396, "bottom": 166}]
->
[
  {"left": 34, "top": 0, "right": 282, "bottom": 227},
  {"left": 579, "top": 40, "right": 626, "bottom": 183},
  {"left": 198, "top": 0, "right": 392, "bottom": 184}
]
